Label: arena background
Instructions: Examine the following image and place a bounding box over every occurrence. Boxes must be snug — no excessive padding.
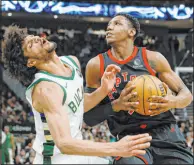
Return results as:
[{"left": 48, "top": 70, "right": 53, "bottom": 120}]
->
[{"left": 0, "top": 0, "right": 193, "bottom": 164}]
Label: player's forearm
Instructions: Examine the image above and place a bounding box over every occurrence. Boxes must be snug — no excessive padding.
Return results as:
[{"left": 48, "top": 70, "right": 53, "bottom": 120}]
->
[
  {"left": 174, "top": 88, "right": 193, "bottom": 109},
  {"left": 59, "top": 138, "right": 118, "bottom": 156},
  {"left": 84, "top": 87, "right": 108, "bottom": 112}
]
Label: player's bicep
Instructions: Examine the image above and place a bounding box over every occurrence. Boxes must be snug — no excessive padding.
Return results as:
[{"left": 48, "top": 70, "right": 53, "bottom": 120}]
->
[
  {"left": 151, "top": 52, "right": 186, "bottom": 94},
  {"left": 158, "top": 70, "right": 186, "bottom": 94},
  {"left": 32, "top": 82, "right": 72, "bottom": 147},
  {"left": 85, "top": 56, "right": 101, "bottom": 88},
  {"left": 32, "top": 81, "right": 64, "bottom": 110}
]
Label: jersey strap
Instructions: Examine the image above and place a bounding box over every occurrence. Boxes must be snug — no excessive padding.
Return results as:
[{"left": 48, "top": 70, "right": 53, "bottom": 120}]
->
[
  {"left": 65, "top": 56, "right": 79, "bottom": 69},
  {"left": 98, "top": 53, "right": 105, "bottom": 78},
  {"left": 60, "top": 56, "right": 79, "bottom": 69},
  {"left": 142, "top": 47, "right": 156, "bottom": 76}
]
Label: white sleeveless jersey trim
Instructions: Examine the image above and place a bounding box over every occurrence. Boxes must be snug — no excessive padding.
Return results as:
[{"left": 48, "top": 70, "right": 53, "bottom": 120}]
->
[{"left": 26, "top": 56, "right": 84, "bottom": 156}]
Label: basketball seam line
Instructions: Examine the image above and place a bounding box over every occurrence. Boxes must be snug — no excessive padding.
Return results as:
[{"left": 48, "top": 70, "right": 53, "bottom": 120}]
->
[
  {"left": 142, "top": 76, "right": 146, "bottom": 115},
  {"left": 147, "top": 75, "right": 159, "bottom": 96},
  {"left": 147, "top": 76, "right": 159, "bottom": 115}
]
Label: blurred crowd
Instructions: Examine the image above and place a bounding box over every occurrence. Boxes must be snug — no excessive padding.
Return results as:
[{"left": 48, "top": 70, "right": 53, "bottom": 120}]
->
[
  {"left": 0, "top": 26, "right": 193, "bottom": 164},
  {"left": 1, "top": 83, "right": 33, "bottom": 125},
  {"left": 1, "top": 82, "right": 36, "bottom": 164}
]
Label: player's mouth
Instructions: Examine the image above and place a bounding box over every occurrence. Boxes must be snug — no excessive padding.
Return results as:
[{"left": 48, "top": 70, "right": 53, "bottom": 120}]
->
[
  {"left": 41, "top": 39, "right": 47, "bottom": 46},
  {"left": 106, "top": 32, "right": 113, "bottom": 38}
]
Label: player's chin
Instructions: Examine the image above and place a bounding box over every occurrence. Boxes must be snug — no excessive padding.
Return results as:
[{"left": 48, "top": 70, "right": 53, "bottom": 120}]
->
[
  {"left": 106, "top": 38, "right": 115, "bottom": 45},
  {"left": 47, "top": 42, "right": 57, "bottom": 53}
]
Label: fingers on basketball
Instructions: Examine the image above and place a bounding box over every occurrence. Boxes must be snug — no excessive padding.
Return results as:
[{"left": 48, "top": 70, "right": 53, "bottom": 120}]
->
[
  {"left": 149, "top": 96, "right": 168, "bottom": 103},
  {"left": 122, "top": 86, "right": 136, "bottom": 96},
  {"left": 130, "top": 75, "right": 168, "bottom": 116}
]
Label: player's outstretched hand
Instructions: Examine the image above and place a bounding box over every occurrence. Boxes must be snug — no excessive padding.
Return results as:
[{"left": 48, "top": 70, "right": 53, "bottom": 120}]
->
[
  {"left": 101, "top": 64, "right": 121, "bottom": 94},
  {"left": 115, "top": 133, "right": 152, "bottom": 157}
]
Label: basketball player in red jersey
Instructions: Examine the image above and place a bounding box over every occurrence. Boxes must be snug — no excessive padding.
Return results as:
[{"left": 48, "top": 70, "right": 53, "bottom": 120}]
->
[{"left": 84, "top": 13, "right": 193, "bottom": 164}]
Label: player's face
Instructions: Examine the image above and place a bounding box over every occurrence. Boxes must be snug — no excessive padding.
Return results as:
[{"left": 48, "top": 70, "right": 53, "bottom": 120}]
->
[
  {"left": 106, "top": 16, "right": 135, "bottom": 45},
  {"left": 22, "top": 35, "right": 57, "bottom": 66},
  {"left": 4, "top": 126, "right": 9, "bottom": 133}
]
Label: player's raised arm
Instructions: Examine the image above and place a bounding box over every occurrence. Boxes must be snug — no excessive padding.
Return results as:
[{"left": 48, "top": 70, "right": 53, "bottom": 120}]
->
[
  {"left": 32, "top": 81, "right": 151, "bottom": 157},
  {"left": 70, "top": 55, "right": 123, "bottom": 112},
  {"left": 146, "top": 50, "right": 193, "bottom": 115},
  {"left": 84, "top": 64, "right": 121, "bottom": 112}
]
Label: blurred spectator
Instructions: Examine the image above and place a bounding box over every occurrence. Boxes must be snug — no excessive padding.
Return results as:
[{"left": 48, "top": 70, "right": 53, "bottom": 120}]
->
[
  {"left": 4, "top": 126, "right": 15, "bottom": 164},
  {"left": 174, "top": 107, "right": 189, "bottom": 122},
  {"left": 168, "top": 36, "right": 173, "bottom": 51},
  {"left": 186, "top": 127, "right": 193, "bottom": 149},
  {"left": 179, "top": 122, "right": 187, "bottom": 134},
  {"left": 1, "top": 82, "right": 33, "bottom": 125},
  {"left": 174, "top": 36, "right": 180, "bottom": 52},
  {"left": 15, "top": 155, "right": 22, "bottom": 165},
  {"left": 1, "top": 131, "right": 10, "bottom": 164}
]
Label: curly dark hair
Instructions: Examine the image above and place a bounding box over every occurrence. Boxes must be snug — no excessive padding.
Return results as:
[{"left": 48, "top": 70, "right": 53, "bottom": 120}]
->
[
  {"left": 115, "top": 13, "right": 140, "bottom": 39},
  {"left": 3, "top": 25, "right": 38, "bottom": 87}
]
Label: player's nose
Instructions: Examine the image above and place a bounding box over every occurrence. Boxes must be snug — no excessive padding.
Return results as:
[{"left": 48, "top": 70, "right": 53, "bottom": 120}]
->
[{"left": 107, "top": 24, "right": 114, "bottom": 31}]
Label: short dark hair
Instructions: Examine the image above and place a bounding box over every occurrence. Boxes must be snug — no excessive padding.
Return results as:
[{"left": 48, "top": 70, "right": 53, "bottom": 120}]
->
[
  {"left": 3, "top": 25, "right": 38, "bottom": 87},
  {"left": 115, "top": 13, "right": 140, "bottom": 39}
]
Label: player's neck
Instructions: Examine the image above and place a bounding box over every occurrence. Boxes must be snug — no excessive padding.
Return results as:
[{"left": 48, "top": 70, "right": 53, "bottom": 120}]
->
[
  {"left": 36, "top": 54, "right": 71, "bottom": 77},
  {"left": 111, "top": 40, "right": 134, "bottom": 60}
]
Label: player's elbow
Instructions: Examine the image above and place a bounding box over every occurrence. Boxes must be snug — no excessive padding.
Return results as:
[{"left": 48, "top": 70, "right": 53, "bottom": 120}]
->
[
  {"left": 186, "top": 87, "right": 193, "bottom": 104},
  {"left": 179, "top": 90, "right": 193, "bottom": 108},
  {"left": 188, "top": 92, "right": 193, "bottom": 104},
  {"left": 56, "top": 138, "right": 75, "bottom": 155},
  {"left": 56, "top": 139, "right": 68, "bottom": 153}
]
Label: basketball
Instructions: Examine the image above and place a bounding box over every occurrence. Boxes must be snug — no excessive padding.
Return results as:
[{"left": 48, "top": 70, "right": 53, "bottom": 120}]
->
[{"left": 127, "top": 75, "right": 167, "bottom": 116}]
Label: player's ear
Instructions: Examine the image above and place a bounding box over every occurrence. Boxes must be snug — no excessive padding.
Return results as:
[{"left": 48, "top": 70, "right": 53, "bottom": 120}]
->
[
  {"left": 27, "top": 58, "right": 37, "bottom": 68},
  {"left": 128, "top": 28, "right": 136, "bottom": 38}
]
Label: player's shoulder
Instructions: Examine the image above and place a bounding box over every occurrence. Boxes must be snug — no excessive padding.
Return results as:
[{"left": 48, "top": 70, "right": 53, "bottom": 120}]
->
[
  {"left": 33, "top": 81, "right": 63, "bottom": 97},
  {"left": 68, "top": 55, "right": 79, "bottom": 63},
  {"left": 60, "top": 55, "right": 81, "bottom": 70},
  {"left": 32, "top": 80, "right": 64, "bottom": 111},
  {"left": 86, "top": 54, "right": 101, "bottom": 69},
  {"left": 146, "top": 49, "right": 165, "bottom": 61},
  {"left": 145, "top": 49, "right": 170, "bottom": 72},
  {"left": 146, "top": 49, "right": 160, "bottom": 56}
]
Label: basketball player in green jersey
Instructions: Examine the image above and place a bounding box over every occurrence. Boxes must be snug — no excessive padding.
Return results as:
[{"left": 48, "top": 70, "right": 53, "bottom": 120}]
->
[
  {"left": 4, "top": 126, "right": 15, "bottom": 164},
  {"left": 84, "top": 13, "right": 193, "bottom": 164},
  {"left": 3, "top": 25, "right": 152, "bottom": 164},
  {"left": 1, "top": 131, "right": 10, "bottom": 164}
]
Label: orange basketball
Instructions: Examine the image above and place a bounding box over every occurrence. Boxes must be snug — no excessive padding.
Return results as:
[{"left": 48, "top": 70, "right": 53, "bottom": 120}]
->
[{"left": 126, "top": 75, "right": 167, "bottom": 116}]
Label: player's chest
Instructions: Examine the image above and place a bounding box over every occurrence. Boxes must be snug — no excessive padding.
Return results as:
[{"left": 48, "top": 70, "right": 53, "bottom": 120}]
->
[
  {"left": 66, "top": 80, "right": 84, "bottom": 107},
  {"left": 107, "top": 68, "right": 150, "bottom": 101}
]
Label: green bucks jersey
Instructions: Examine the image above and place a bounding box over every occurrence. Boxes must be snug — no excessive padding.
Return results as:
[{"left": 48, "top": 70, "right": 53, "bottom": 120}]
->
[{"left": 26, "top": 56, "right": 84, "bottom": 157}]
